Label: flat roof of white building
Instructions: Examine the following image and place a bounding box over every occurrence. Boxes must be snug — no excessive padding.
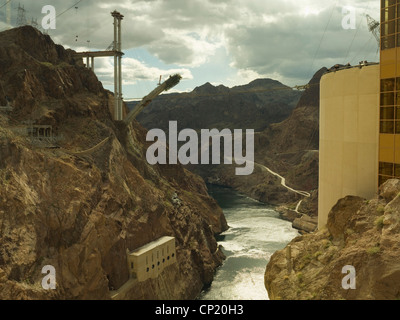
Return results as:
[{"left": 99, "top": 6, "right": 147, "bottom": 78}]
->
[{"left": 129, "top": 236, "right": 175, "bottom": 256}]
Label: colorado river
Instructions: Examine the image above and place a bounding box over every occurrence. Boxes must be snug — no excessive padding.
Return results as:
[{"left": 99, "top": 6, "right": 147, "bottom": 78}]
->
[{"left": 199, "top": 185, "right": 299, "bottom": 300}]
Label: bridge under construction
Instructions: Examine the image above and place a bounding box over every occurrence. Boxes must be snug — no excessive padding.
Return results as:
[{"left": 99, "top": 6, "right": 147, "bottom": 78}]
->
[{"left": 74, "top": 11, "right": 182, "bottom": 123}]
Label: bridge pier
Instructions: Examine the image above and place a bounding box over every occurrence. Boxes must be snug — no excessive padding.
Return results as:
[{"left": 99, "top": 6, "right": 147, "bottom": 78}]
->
[{"left": 74, "top": 11, "right": 124, "bottom": 121}]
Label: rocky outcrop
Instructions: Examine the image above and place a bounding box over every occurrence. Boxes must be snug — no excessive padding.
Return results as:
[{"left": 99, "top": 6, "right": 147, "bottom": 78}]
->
[
  {"left": 0, "top": 26, "right": 228, "bottom": 300},
  {"left": 264, "top": 179, "right": 400, "bottom": 300}
]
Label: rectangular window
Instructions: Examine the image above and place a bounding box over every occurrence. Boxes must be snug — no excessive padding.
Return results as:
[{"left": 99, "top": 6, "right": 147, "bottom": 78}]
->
[
  {"left": 381, "top": 107, "right": 395, "bottom": 119},
  {"left": 382, "top": 35, "right": 396, "bottom": 50},
  {"left": 381, "top": 121, "right": 395, "bottom": 133},
  {"left": 381, "top": 92, "right": 395, "bottom": 105},
  {"left": 379, "top": 175, "right": 391, "bottom": 186},
  {"left": 381, "top": 78, "right": 395, "bottom": 92},
  {"left": 381, "top": 6, "right": 396, "bottom": 23},
  {"left": 382, "top": 20, "right": 396, "bottom": 36},
  {"left": 379, "top": 162, "right": 394, "bottom": 176},
  {"left": 382, "top": 0, "right": 396, "bottom": 9},
  {"left": 397, "top": 4, "right": 400, "bottom": 20},
  {"left": 396, "top": 121, "right": 400, "bottom": 133},
  {"left": 395, "top": 164, "right": 400, "bottom": 177},
  {"left": 131, "top": 262, "right": 134, "bottom": 269}
]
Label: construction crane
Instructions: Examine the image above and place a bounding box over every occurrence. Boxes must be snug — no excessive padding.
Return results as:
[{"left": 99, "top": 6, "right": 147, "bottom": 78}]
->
[
  {"left": 366, "top": 14, "right": 380, "bottom": 48},
  {"left": 124, "top": 74, "right": 182, "bottom": 125}
]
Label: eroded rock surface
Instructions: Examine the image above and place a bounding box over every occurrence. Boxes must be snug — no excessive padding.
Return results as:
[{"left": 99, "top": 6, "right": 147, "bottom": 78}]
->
[{"left": 265, "top": 179, "right": 400, "bottom": 300}]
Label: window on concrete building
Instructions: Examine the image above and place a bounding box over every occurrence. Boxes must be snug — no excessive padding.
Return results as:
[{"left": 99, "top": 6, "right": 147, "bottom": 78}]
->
[
  {"left": 379, "top": 175, "right": 392, "bottom": 186},
  {"left": 381, "top": 92, "right": 395, "bottom": 105},
  {"left": 396, "top": 121, "right": 400, "bottom": 133},
  {"left": 381, "top": 121, "right": 395, "bottom": 133},
  {"left": 381, "top": 78, "right": 395, "bottom": 92},
  {"left": 382, "top": 21, "right": 396, "bottom": 36},
  {"left": 381, "top": 4, "right": 396, "bottom": 22},
  {"left": 382, "top": 0, "right": 396, "bottom": 9},
  {"left": 380, "top": 162, "right": 394, "bottom": 176},
  {"left": 381, "top": 107, "right": 395, "bottom": 119},
  {"left": 382, "top": 35, "right": 396, "bottom": 50},
  {"left": 131, "top": 262, "right": 134, "bottom": 269},
  {"left": 396, "top": 107, "right": 400, "bottom": 119},
  {"left": 395, "top": 164, "right": 400, "bottom": 177}
]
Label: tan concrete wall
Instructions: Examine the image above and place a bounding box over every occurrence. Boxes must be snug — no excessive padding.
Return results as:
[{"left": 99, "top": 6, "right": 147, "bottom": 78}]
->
[{"left": 318, "top": 65, "right": 380, "bottom": 229}]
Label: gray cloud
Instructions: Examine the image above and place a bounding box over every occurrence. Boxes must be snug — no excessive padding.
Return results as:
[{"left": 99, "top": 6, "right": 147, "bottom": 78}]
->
[{"left": 1, "top": 0, "right": 380, "bottom": 86}]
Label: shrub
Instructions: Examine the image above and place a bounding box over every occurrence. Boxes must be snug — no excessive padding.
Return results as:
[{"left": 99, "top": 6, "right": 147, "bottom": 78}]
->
[
  {"left": 374, "top": 216, "right": 385, "bottom": 230},
  {"left": 366, "top": 246, "right": 380, "bottom": 255},
  {"left": 377, "top": 206, "right": 385, "bottom": 214}
]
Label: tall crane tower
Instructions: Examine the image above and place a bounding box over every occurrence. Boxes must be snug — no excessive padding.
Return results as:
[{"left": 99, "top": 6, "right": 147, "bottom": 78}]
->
[{"left": 366, "top": 14, "right": 380, "bottom": 48}]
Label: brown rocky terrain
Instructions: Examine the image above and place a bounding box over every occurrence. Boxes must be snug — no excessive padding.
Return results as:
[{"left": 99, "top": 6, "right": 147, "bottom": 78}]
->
[
  {"left": 0, "top": 26, "right": 228, "bottom": 300},
  {"left": 265, "top": 179, "right": 400, "bottom": 300},
  {"left": 134, "top": 79, "right": 302, "bottom": 133}
]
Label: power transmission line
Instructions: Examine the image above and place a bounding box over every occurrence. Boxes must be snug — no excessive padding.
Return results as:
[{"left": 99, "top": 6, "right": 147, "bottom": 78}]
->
[{"left": 56, "top": 0, "right": 84, "bottom": 18}]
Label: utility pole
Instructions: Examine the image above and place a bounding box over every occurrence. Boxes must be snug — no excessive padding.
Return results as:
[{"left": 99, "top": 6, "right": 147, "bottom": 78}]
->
[
  {"left": 31, "top": 18, "right": 39, "bottom": 29},
  {"left": 16, "top": 3, "right": 27, "bottom": 27}
]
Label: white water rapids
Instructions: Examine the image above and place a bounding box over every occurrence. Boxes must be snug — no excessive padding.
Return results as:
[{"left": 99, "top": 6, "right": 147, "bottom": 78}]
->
[{"left": 199, "top": 185, "right": 299, "bottom": 300}]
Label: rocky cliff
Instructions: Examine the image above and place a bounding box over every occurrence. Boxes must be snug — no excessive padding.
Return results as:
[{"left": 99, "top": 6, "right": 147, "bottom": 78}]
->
[
  {"left": 0, "top": 26, "right": 227, "bottom": 300},
  {"left": 265, "top": 179, "right": 400, "bottom": 300}
]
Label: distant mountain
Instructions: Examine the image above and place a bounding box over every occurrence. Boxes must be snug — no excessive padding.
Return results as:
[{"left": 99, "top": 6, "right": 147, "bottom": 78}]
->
[
  {"left": 131, "top": 79, "right": 302, "bottom": 132},
  {"left": 192, "top": 68, "right": 326, "bottom": 218}
]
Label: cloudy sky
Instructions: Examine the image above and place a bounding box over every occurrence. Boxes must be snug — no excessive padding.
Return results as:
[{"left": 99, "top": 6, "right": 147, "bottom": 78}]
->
[{"left": 0, "top": 0, "right": 380, "bottom": 99}]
